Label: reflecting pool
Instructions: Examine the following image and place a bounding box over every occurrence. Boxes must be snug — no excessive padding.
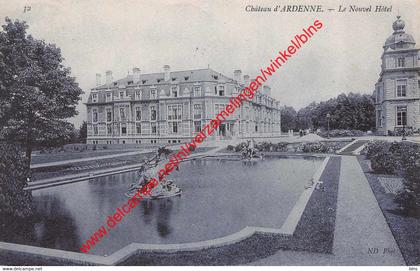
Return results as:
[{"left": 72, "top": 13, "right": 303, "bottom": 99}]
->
[{"left": 4, "top": 156, "right": 322, "bottom": 255}]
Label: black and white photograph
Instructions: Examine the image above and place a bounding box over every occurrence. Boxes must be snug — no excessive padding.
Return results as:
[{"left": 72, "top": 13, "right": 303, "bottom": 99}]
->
[{"left": 0, "top": 0, "right": 419, "bottom": 269}]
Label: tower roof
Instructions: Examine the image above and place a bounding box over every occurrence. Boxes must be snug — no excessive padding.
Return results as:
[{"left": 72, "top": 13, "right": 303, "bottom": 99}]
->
[{"left": 384, "top": 16, "right": 416, "bottom": 50}]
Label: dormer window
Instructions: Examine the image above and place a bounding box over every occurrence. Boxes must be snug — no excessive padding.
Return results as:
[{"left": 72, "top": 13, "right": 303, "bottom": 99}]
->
[
  {"left": 212, "top": 75, "right": 219, "bottom": 80},
  {"left": 172, "top": 77, "right": 177, "bottom": 81},
  {"left": 128, "top": 80, "right": 133, "bottom": 85},
  {"left": 157, "top": 78, "right": 162, "bottom": 83},
  {"left": 142, "top": 80, "right": 147, "bottom": 84},
  {"left": 184, "top": 76, "right": 189, "bottom": 81},
  {"left": 114, "top": 82, "right": 118, "bottom": 86},
  {"left": 92, "top": 93, "right": 98, "bottom": 103},
  {"left": 171, "top": 86, "right": 178, "bottom": 97}
]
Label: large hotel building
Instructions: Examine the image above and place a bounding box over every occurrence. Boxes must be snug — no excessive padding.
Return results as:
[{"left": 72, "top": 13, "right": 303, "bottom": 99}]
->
[
  {"left": 374, "top": 16, "right": 420, "bottom": 134},
  {"left": 85, "top": 66, "right": 281, "bottom": 144}
]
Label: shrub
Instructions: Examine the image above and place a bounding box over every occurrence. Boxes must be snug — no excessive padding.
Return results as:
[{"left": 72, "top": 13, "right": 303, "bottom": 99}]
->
[
  {"left": 0, "top": 143, "right": 33, "bottom": 222},
  {"left": 366, "top": 141, "right": 420, "bottom": 214},
  {"left": 274, "top": 142, "right": 288, "bottom": 152},
  {"left": 234, "top": 141, "right": 289, "bottom": 152},
  {"left": 370, "top": 151, "right": 398, "bottom": 174},
  {"left": 234, "top": 142, "right": 247, "bottom": 152},
  {"left": 365, "top": 141, "right": 391, "bottom": 159},
  {"left": 301, "top": 142, "right": 329, "bottom": 153},
  {"left": 226, "top": 145, "right": 235, "bottom": 151}
]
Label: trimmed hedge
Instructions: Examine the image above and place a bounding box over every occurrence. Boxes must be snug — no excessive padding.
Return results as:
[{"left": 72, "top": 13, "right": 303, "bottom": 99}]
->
[{"left": 365, "top": 141, "right": 420, "bottom": 215}]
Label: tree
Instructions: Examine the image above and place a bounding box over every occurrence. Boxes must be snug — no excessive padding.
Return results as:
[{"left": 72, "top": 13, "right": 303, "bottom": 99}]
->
[
  {"left": 0, "top": 143, "right": 32, "bottom": 227},
  {"left": 280, "top": 105, "right": 297, "bottom": 132},
  {"left": 79, "top": 121, "right": 87, "bottom": 143},
  {"left": 0, "top": 18, "right": 83, "bottom": 163},
  {"left": 296, "top": 93, "right": 375, "bottom": 131}
]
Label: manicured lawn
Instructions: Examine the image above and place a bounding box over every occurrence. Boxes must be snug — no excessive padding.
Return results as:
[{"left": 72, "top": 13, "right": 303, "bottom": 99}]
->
[{"left": 31, "top": 149, "right": 145, "bottom": 164}]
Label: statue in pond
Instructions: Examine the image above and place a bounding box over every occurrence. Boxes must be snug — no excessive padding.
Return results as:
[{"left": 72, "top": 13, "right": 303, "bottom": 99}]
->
[
  {"left": 240, "top": 139, "right": 263, "bottom": 161},
  {"left": 125, "top": 146, "right": 182, "bottom": 199}
]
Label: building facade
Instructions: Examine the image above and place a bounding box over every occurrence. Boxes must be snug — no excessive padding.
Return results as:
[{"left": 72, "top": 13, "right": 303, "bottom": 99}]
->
[
  {"left": 374, "top": 16, "right": 420, "bottom": 135},
  {"left": 85, "top": 66, "right": 281, "bottom": 144}
]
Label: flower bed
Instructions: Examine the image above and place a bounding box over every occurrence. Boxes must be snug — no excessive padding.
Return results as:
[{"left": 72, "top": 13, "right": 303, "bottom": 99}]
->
[{"left": 227, "top": 141, "right": 347, "bottom": 154}]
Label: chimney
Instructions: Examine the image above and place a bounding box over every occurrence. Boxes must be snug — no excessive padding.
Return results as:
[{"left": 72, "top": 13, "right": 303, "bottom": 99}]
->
[
  {"left": 96, "top": 73, "right": 102, "bottom": 86},
  {"left": 243, "top": 74, "right": 250, "bottom": 85},
  {"left": 133, "top": 67, "right": 141, "bottom": 83},
  {"left": 106, "top": 70, "right": 113, "bottom": 85},
  {"left": 163, "top": 65, "right": 170, "bottom": 81},
  {"left": 234, "top": 70, "right": 242, "bottom": 84}
]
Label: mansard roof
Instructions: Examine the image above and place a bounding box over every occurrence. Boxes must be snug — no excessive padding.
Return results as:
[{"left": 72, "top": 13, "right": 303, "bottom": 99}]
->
[{"left": 94, "top": 68, "right": 235, "bottom": 90}]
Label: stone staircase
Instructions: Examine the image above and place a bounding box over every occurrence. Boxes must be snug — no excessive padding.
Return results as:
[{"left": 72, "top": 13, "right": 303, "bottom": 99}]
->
[{"left": 337, "top": 139, "right": 369, "bottom": 155}]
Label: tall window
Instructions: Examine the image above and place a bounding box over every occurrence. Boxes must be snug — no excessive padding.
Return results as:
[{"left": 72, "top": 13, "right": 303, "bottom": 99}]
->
[
  {"left": 135, "top": 107, "right": 141, "bottom": 121},
  {"left": 119, "top": 107, "right": 126, "bottom": 121},
  {"left": 136, "top": 123, "right": 141, "bottom": 134},
  {"left": 135, "top": 90, "right": 142, "bottom": 100},
  {"left": 151, "top": 123, "right": 157, "bottom": 135},
  {"left": 169, "top": 122, "right": 179, "bottom": 134},
  {"left": 194, "top": 121, "right": 201, "bottom": 133},
  {"left": 194, "top": 86, "right": 202, "bottom": 97},
  {"left": 171, "top": 86, "right": 178, "bottom": 97},
  {"left": 218, "top": 85, "right": 225, "bottom": 96},
  {"left": 107, "top": 124, "right": 112, "bottom": 135},
  {"left": 150, "top": 105, "right": 157, "bottom": 121},
  {"left": 214, "top": 104, "right": 226, "bottom": 115},
  {"left": 105, "top": 92, "right": 111, "bottom": 102},
  {"left": 93, "top": 125, "right": 98, "bottom": 135},
  {"left": 92, "top": 109, "right": 98, "bottom": 123},
  {"left": 377, "top": 110, "right": 383, "bottom": 127},
  {"left": 396, "top": 106, "right": 407, "bottom": 126},
  {"left": 119, "top": 91, "right": 124, "bottom": 99},
  {"left": 193, "top": 104, "right": 202, "bottom": 119},
  {"left": 121, "top": 124, "right": 127, "bottom": 135},
  {"left": 106, "top": 108, "right": 112, "bottom": 122},
  {"left": 150, "top": 89, "right": 157, "bottom": 99},
  {"left": 167, "top": 104, "right": 182, "bottom": 120},
  {"left": 397, "top": 57, "right": 405, "bottom": 67},
  {"left": 168, "top": 104, "right": 182, "bottom": 134},
  {"left": 92, "top": 93, "right": 98, "bottom": 103},
  {"left": 396, "top": 80, "right": 407, "bottom": 97}
]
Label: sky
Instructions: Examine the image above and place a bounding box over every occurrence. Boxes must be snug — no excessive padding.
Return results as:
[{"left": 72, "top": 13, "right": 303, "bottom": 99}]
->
[{"left": 0, "top": 0, "right": 419, "bottom": 127}]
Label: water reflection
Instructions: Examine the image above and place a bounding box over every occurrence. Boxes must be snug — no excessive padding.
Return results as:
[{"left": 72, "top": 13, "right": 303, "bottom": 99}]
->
[
  {"left": 156, "top": 199, "right": 173, "bottom": 237},
  {"left": 34, "top": 194, "right": 81, "bottom": 252}
]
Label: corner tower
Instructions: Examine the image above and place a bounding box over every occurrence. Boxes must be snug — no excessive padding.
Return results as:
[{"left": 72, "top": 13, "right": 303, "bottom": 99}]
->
[{"left": 374, "top": 16, "right": 420, "bottom": 135}]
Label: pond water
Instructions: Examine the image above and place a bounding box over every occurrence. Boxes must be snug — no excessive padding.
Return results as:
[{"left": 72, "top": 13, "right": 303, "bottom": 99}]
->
[{"left": 4, "top": 156, "right": 322, "bottom": 256}]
